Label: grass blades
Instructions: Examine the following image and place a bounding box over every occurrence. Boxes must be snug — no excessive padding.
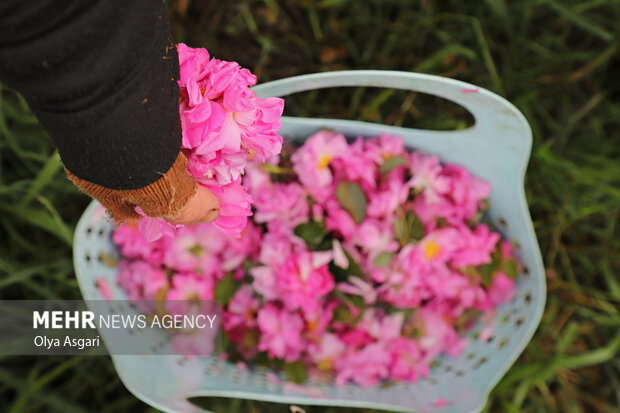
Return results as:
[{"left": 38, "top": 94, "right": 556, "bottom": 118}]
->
[{"left": 1, "top": 0, "right": 619, "bottom": 411}]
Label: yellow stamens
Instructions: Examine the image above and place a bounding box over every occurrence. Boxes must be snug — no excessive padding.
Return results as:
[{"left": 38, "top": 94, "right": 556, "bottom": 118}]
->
[
  {"left": 189, "top": 244, "right": 204, "bottom": 257},
  {"left": 307, "top": 320, "right": 318, "bottom": 332},
  {"left": 424, "top": 240, "right": 441, "bottom": 260},
  {"left": 242, "top": 330, "right": 258, "bottom": 347},
  {"left": 318, "top": 358, "right": 333, "bottom": 371},
  {"left": 317, "top": 154, "right": 332, "bottom": 170}
]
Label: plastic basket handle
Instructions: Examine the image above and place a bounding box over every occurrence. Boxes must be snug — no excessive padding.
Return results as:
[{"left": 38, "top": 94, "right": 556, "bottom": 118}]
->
[{"left": 252, "top": 70, "right": 532, "bottom": 158}]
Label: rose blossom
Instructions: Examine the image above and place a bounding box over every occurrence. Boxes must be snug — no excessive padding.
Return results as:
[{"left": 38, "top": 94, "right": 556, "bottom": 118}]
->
[
  {"left": 275, "top": 251, "right": 335, "bottom": 313},
  {"left": 257, "top": 304, "right": 306, "bottom": 362}
]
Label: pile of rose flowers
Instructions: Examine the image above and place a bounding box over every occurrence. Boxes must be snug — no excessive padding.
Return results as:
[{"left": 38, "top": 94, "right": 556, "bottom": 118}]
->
[{"left": 112, "top": 130, "right": 520, "bottom": 387}]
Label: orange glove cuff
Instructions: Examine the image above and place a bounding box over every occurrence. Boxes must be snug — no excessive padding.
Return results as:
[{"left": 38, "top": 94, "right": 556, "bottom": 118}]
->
[{"left": 66, "top": 152, "right": 197, "bottom": 224}]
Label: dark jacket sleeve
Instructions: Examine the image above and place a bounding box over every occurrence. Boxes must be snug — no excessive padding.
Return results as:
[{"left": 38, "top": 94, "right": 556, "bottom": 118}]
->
[{"left": 0, "top": 0, "right": 183, "bottom": 191}]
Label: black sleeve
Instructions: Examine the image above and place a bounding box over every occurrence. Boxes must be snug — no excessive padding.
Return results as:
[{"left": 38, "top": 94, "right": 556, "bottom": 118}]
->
[{"left": 0, "top": 0, "right": 182, "bottom": 190}]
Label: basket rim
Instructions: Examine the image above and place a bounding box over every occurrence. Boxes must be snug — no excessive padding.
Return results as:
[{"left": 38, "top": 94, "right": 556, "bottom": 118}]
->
[{"left": 73, "top": 70, "right": 547, "bottom": 413}]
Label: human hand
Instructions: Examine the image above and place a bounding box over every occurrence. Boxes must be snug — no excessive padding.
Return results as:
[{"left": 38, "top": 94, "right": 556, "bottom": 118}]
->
[
  {"left": 165, "top": 184, "right": 220, "bottom": 225},
  {"left": 164, "top": 150, "right": 254, "bottom": 225}
]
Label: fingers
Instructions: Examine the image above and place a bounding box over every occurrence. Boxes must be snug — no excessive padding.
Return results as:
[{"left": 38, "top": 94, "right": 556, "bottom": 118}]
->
[{"left": 167, "top": 185, "right": 220, "bottom": 225}]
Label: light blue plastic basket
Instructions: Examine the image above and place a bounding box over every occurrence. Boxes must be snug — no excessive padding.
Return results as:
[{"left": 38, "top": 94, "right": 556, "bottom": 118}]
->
[{"left": 73, "top": 71, "right": 546, "bottom": 413}]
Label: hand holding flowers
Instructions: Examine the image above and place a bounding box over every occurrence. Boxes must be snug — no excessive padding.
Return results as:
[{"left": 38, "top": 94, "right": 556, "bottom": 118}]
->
[{"left": 136, "top": 44, "right": 284, "bottom": 241}]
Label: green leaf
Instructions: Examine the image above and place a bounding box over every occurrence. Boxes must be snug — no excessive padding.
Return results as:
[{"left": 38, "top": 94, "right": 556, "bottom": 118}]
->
[
  {"left": 393, "top": 210, "right": 425, "bottom": 246},
  {"left": 349, "top": 294, "right": 365, "bottom": 308},
  {"left": 284, "top": 361, "right": 308, "bottom": 384},
  {"left": 479, "top": 249, "right": 502, "bottom": 287},
  {"left": 467, "top": 210, "right": 484, "bottom": 227},
  {"left": 454, "top": 308, "right": 481, "bottom": 329},
  {"left": 379, "top": 156, "right": 407, "bottom": 174},
  {"left": 408, "top": 211, "right": 425, "bottom": 241},
  {"left": 344, "top": 250, "right": 365, "bottom": 277},
  {"left": 214, "top": 273, "right": 241, "bottom": 305},
  {"left": 330, "top": 247, "right": 366, "bottom": 282},
  {"left": 393, "top": 216, "right": 406, "bottom": 245},
  {"left": 329, "top": 262, "right": 349, "bottom": 283},
  {"left": 336, "top": 181, "right": 367, "bottom": 223},
  {"left": 333, "top": 298, "right": 364, "bottom": 326},
  {"left": 503, "top": 258, "right": 519, "bottom": 279},
  {"left": 333, "top": 289, "right": 365, "bottom": 309},
  {"left": 332, "top": 306, "right": 353, "bottom": 323},
  {"left": 373, "top": 252, "right": 395, "bottom": 268},
  {"left": 461, "top": 266, "right": 480, "bottom": 283},
  {"left": 293, "top": 221, "right": 326, "bottom": 248},
  {"left": 259, "top": 163, "right": 294, "bottom": 175}
]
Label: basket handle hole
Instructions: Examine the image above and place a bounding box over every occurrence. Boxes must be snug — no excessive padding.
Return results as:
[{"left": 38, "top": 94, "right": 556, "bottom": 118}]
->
[
  {"left": 188, "top": 397, "right": 373, "bottom": 412},
  {"left": 282, "top": 87, "right": 475, "bottom": 132}
]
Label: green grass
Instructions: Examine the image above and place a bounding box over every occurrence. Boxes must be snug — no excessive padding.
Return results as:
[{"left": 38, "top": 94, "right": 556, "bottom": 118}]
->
[{"left": 1, "top": 0, "right": 619, "bottom": 411}]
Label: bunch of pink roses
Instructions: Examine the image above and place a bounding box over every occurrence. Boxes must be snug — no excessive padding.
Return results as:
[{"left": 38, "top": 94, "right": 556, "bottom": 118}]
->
[
  {"left": 137, "top": 44, "right": 284, "bottom": 241},
  {"left": 113, "top": 131, "right": 519, "bottom": 387}
]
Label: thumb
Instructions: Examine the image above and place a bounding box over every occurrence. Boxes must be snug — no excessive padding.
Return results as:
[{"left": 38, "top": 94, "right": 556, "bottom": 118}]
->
[{"left": 166, "top": 185, "right": 220, "bottom": 225}]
